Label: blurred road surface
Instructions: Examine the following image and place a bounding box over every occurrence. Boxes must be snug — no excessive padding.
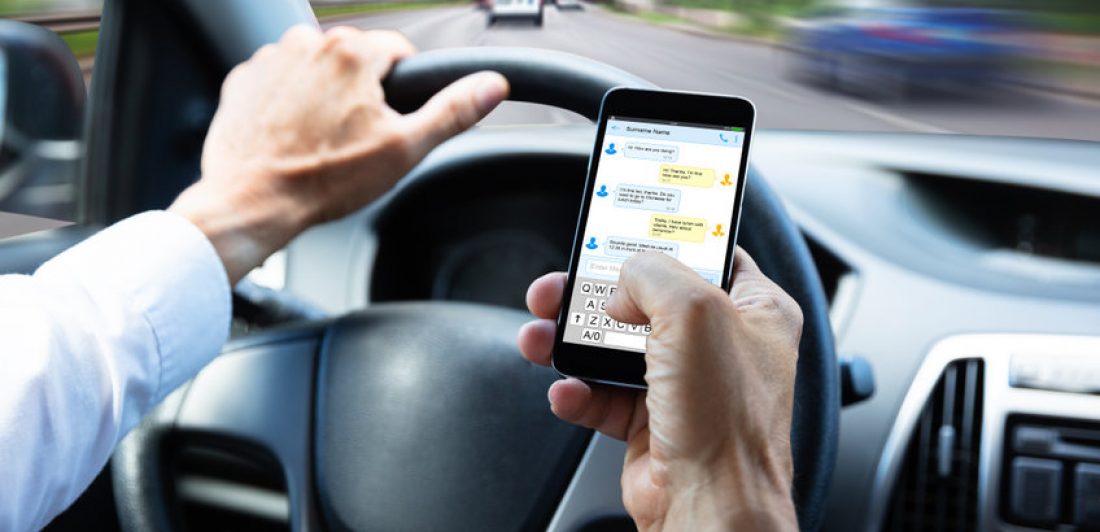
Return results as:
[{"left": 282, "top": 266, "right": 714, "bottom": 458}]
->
[{"left": 332, "top": 5, "right": 1100, "bottom": 141}]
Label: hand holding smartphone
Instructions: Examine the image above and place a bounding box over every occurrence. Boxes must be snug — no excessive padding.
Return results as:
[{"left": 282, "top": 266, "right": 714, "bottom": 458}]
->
[{"left": 552, "top": 88, "right": 756, "bottom": 388}]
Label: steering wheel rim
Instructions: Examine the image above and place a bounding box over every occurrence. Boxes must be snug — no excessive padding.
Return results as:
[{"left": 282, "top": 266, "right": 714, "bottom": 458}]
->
[
  {"left": 113, "top": 47, "right": 837, "bottom": 531},
  {"left": 395, "top": 46, "right": 840, "bottom": 530},
  {"left": 383, "top": 47, "right": 656, "bottom": 121}
]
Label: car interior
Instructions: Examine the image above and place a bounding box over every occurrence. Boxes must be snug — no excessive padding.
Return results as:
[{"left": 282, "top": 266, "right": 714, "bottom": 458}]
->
[{"left": 3, "top": 0, "right": 1100, "bottom": 531}]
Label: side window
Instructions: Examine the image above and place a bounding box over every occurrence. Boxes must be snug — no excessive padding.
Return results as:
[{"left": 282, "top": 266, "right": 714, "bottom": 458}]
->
[
  {"left": 0, "top": 0, "right": 440, "bottom": 237},
  {"left": 1, "top": 2, "right": 99, "bottom": 233}
]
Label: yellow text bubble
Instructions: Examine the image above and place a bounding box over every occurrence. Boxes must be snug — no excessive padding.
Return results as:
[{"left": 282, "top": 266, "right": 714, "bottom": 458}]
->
[
  {"left": 658, "top": 164, "right": 716, "bottom": 188},
  {"left": 649, "top": 214, "right": 707, "bottom": 243}
]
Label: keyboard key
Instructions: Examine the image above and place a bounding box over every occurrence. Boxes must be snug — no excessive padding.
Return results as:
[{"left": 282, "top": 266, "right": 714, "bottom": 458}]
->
[
  {"left": 567, "top": 280, "right": 648, "bottom": 352},
  {"left": 604, "top": 331, "right": 646, "bottom": 350},
  {"left": 581, "top": 329, "right": 603, "bottom": 343}
]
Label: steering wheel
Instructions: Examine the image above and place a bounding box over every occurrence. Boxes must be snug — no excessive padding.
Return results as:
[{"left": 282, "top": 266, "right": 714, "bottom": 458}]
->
[{"left": 112, "top": 48, "right": 837, "bottom": 531}]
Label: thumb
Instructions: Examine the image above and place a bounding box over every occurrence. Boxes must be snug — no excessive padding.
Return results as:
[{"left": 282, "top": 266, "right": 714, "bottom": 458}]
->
[
  {"left": 606, "top": 252, "right": 719, "bottom": 326},
  {"left": 728, "top": 247, "right": 803, "bottom": 336},
  {"left": 401, "top": 71, "right": 509, "bottom": 161},
  {"left": 728, "top": 247, "right": 785, "bottom": 303}
]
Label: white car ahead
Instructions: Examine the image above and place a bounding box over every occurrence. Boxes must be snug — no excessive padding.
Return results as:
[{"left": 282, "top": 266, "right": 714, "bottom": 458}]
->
[{"left": 488, "top": 0, "right": 544, "bottom": 27}]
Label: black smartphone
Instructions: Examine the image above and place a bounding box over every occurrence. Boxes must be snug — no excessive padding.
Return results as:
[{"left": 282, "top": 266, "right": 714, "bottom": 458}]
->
[{"left": 551, "top": 87, "right": 755, "bottom": 388}]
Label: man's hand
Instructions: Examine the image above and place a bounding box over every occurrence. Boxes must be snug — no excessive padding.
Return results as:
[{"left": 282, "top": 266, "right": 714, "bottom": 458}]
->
[
  {"left": 518, "top": 250, "right": 801, "bottom": 531},
  {"left": 170, "top": 26, "right": 508, "bottom": 283}
]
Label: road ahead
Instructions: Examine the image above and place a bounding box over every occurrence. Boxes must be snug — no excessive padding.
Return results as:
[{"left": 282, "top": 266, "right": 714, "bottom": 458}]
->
[{"left": 332, "top": 5, "right": 1100, "bottom": 141}]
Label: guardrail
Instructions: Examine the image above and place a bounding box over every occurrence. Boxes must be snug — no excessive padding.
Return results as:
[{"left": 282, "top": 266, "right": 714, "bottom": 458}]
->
[{"left": 12, "top": 10, "right": 101, "bottom": 33}]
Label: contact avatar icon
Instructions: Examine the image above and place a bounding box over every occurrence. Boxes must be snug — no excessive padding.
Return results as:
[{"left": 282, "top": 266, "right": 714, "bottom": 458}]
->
[
  {"left": 585, "top": 237, "right": 599, "bottom": 250},
  {"left": 605, "top": 143, "right": 617, "bottom": 155},
  {"left": 596, "top": 185, "right": 609, "bottom": 197}
]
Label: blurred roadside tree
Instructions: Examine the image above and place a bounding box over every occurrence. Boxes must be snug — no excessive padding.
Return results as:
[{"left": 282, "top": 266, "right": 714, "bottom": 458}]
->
[
  {"left": 663, "top": 0, "right": 817, "bottom": 13},
  {"left": 921, "top": 0, "right": 1100, "bottom": 34},
  {"left": 923, "top": 0, "right": 1098, "bottom": 10}
]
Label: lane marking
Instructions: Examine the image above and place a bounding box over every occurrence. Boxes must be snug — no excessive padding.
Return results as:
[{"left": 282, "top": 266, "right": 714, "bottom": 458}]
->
[
  {"left": 841, "top": 100, "right": 955, "bottom": 134},
  {"left": 1010, "top": 83, "right": 1100, "bottom": 109},
  {"left": 713, "top": 69, "right": 810, "bottom": 105}
]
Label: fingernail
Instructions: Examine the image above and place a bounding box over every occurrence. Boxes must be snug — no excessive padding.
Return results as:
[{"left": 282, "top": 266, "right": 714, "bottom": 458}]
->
[{"left": 476, "top": 74, "right": 508, "bottom": 114}]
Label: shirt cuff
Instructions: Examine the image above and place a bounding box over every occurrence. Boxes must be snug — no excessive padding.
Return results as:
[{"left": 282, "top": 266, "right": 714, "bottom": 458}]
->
[{"left": 39, "top": 210, "right": 232, "bottom": 402}]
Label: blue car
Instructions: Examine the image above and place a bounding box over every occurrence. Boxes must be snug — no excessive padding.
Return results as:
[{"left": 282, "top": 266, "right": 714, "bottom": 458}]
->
[{"left": 788, "top": 7, "right": 1024, "bottom": 99}]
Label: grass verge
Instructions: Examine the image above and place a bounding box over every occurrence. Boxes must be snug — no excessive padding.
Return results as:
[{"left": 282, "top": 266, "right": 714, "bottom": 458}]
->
[
  {"left": 603, "top": 2, "right": 779, "bottom": 41},
  {"left": 603, "top": 4, "right": 684, "bottom": 26},
  {"left": 59, "top": 29, "right": 98, "bottom": 58},
  {"left": 313, "top": 1, "right": 462, "bottom": 19},
  {"left": 1035, "top": 12, "right": 1100, "bottom": 35}
]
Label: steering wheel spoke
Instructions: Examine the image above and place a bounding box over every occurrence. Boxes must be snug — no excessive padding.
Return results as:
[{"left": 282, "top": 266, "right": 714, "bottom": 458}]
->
[
  {"left": 114, "top": 326, "right": 325, "bottom": 530},
  {"left": 176, "top": 332, "right": 321, "bottom": 529}
]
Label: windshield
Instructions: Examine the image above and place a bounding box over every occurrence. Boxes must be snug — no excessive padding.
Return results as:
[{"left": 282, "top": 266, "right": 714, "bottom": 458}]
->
[
  {"left": 3, "top": 0, "right": 1099, "bottom": 144},
  {"left": 402, "top": 0, "right": 1100, "bottom": 141}
]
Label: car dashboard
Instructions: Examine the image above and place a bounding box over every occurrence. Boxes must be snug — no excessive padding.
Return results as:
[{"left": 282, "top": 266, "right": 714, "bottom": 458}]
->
[{"left": 280, "top": 124, "right": 1100, "bottom": 531}]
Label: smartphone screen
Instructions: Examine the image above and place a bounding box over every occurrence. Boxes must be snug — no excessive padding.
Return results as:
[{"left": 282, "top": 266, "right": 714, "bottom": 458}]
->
[
  {"left": 552, "top": 89, "right": 754, "bottom": 387},
  {"left": 560, "top": 114, "right": 748, "bottom": 354}
]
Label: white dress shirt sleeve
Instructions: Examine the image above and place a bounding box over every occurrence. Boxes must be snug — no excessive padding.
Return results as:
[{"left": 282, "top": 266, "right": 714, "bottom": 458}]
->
[{"left": 0, "top": 210, "right": 231, "bottom": 531}]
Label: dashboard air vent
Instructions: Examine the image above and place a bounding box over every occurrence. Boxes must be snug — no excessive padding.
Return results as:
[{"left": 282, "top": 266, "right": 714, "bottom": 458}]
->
[{"left": 884, "top": 359, "right": 984, "bottom": 532}]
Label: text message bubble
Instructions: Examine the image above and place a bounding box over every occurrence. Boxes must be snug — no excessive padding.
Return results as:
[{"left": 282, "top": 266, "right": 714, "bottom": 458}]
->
[
  {"left": 604, "top": 237, "right": 679, "bottom": 259},
  {"left": 623, "top": 142, "right": 678, "bottom": 162},
  {"left": 649, "top": 214, "right": 707, "bottom": 243},
  {"left": 614, "top": 184, "right": 681, "bottom": 213},
  {"left": 658, "top": 164, "right": 716, "bottom": 188}
]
